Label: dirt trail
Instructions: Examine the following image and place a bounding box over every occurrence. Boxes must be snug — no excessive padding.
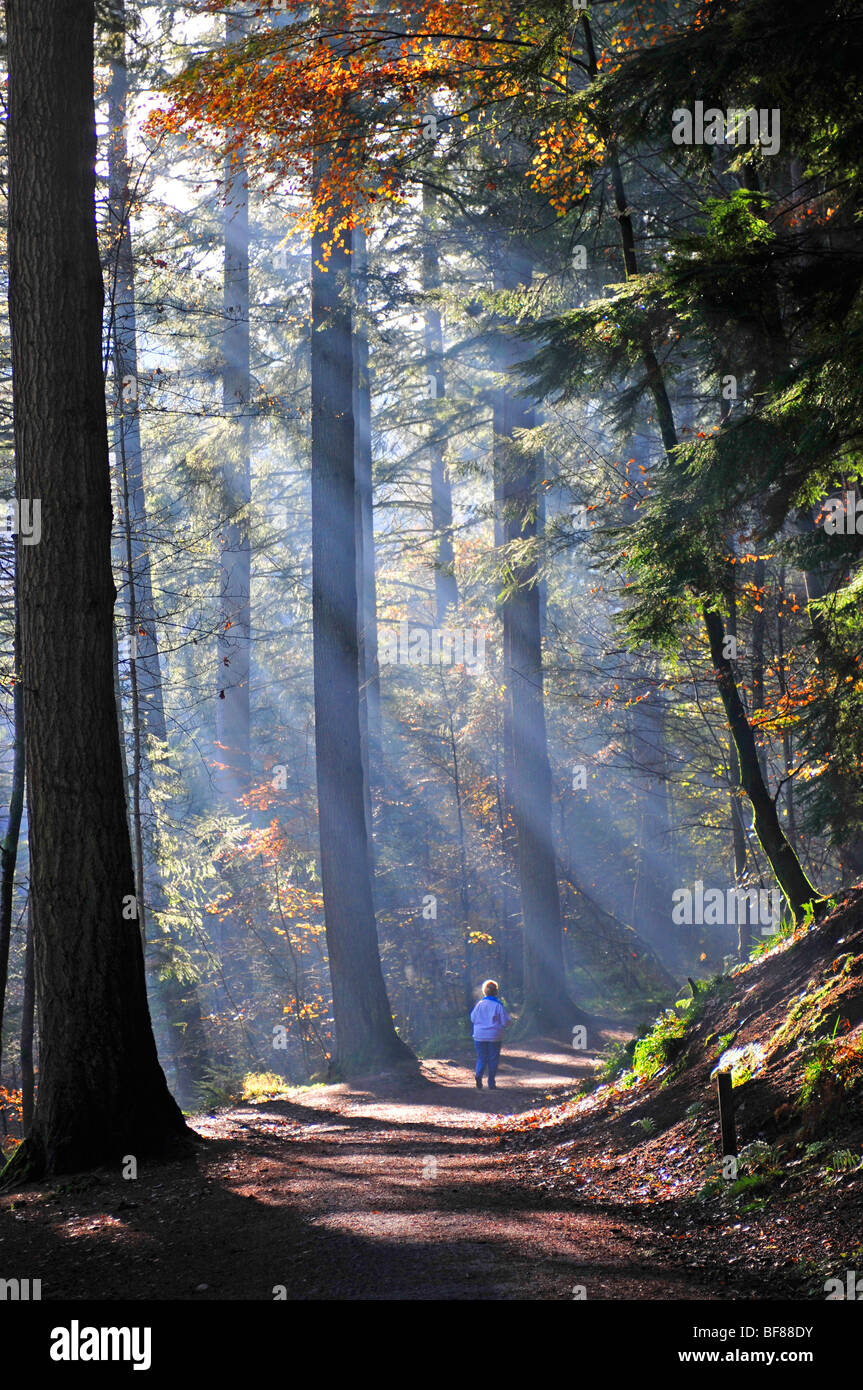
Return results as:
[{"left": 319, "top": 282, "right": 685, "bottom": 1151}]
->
[{"left": 0, "top": 1037, "right": 729, "bottom": 1301}]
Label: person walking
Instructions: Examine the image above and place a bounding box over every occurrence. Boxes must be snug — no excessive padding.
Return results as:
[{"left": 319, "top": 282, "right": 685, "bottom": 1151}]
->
[{"left": 470, "top": 980, "right": 511, "bottom": 1089}]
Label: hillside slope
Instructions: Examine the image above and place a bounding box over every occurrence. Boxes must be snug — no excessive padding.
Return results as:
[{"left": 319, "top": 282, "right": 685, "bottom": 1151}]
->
[{"left": 499, "top": 890, "right": 863, "bottom": 1299}]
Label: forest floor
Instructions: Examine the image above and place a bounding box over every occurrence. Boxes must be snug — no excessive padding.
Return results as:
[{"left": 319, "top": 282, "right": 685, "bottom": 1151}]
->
[
  {"left": 0, "top": 1038, "right": 694, "bottom": 1301},
  {"left": 2, "top": 896, "right": 862, "bottom": 1300}
]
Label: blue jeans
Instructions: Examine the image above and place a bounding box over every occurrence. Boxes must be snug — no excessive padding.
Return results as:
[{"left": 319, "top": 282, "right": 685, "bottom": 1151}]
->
[{"left": 474, "top": 1040, "right": 501, "bottom": 1085}]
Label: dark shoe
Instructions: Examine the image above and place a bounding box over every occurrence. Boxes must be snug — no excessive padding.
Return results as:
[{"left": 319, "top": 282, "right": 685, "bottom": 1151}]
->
[
  {"left": 475, "top": 1077, "right": 483, "bottom": 1088},
  {"left": 488, "top": 1081, "right": 496, "bottom": 1089}
]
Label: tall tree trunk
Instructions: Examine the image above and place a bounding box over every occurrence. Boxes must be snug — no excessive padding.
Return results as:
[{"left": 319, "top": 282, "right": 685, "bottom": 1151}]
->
[
  {"left": 490, "top": 251, "right": 519, "bottom": 1001},
  {"left": 582, "top": 11, "right": 819, "bottom": 924},
  {"left": 106, "top": 0, "right": 210, "bottom": 1100},
  {"left": 107, "top": 1, "right": 160, "bottom": 946},
  {"left": 3, "top": 0, "right": 187, "bottom": 1179},
  {"left": 494, "top": 444, "right": 518, "bottom": 980},
  {"left": 703, "top": 608, "right": 817, "bottom": 920},
  {"left": 438, "top": 671, "right": 473, "bottom": 1009},
  {"left": 506, "top": 428, "right": 584, "bottom": 1032},
  {"left": 422, "top": 187, "right": 457, "bottom": 622},
  {"left": 353, "top": 226, "right": 378, "bottom": 848},
  {"left": 493, "top": 697, "right": 520, "bottom": 994},
  {"left": 105, "top": 0, "right": 166, "bottom": 749},
  {"left": 310, "top": 170, "right": 414, "bottom": 1076},
  {"left": 217, "top": 33, "right": 251, "bottom": 802},
  {"left": 493, "top": 252, "right": 586, "bottom": 1036},
  {"left": 487, "top": 226, "right": 518, "bottom": 962}
]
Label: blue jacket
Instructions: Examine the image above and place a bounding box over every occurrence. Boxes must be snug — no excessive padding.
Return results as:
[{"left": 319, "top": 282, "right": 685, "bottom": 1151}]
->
[{"left": 470, "top": 995, "right": 511, "bottom": 1041}]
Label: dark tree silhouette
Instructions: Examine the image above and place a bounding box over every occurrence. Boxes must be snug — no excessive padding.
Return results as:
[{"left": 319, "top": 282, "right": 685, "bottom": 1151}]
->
[
  {"left": 310, "top": 166, "right": 414, "bottom": 1076},
  {"left": 3, "top": 0, "right": 187, "bottom": 1180}
]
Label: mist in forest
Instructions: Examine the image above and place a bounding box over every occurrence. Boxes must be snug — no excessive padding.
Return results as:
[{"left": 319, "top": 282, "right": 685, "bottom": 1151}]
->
[{"left": 0, "top": 0, "right": 845, "bottom": 1120}]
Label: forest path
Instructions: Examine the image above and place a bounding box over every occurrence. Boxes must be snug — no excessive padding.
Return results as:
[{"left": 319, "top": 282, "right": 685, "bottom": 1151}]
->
[{"left": 1, "top": 1039, "right": 718, "bottom": 1300}]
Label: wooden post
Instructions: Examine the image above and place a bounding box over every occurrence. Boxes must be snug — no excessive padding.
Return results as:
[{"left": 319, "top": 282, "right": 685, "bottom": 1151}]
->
[{"left": 716, "top": 1070, "right": 737, "bottom": 1156}]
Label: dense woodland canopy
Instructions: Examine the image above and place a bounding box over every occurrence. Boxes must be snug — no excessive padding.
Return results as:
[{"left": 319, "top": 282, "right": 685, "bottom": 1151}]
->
[{"left": 0, "top": 0, "right": 861, "bottom": 1187}]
